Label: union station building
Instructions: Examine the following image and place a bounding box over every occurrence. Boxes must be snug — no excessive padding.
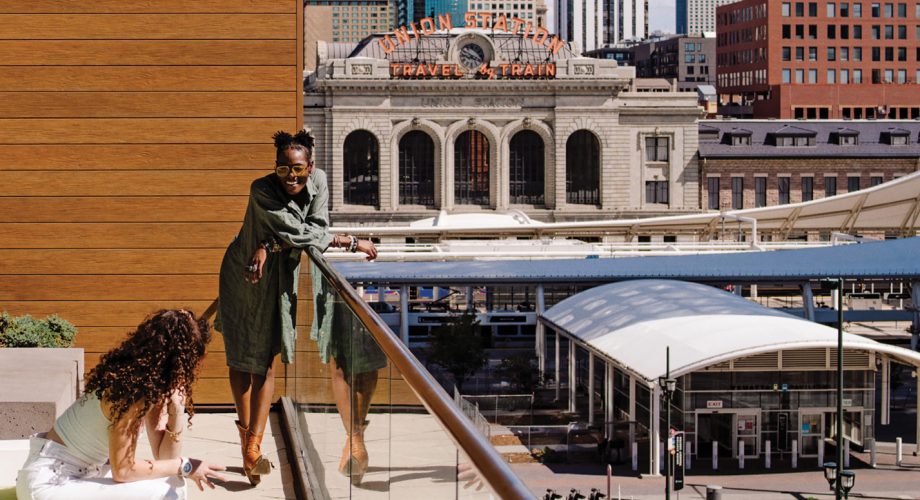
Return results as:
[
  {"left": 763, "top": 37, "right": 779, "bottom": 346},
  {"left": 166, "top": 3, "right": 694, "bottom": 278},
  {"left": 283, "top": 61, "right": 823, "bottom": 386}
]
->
[{"left": 304, "top": 24, "right": 706, "bottom": 227}]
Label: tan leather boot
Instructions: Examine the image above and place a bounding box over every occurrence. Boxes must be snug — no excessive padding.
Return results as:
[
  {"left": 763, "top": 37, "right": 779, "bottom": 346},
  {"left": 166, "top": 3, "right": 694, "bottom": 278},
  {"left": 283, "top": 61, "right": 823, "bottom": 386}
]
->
[{"left": 238, "top": 422, "right": 271, "bottom": 485}]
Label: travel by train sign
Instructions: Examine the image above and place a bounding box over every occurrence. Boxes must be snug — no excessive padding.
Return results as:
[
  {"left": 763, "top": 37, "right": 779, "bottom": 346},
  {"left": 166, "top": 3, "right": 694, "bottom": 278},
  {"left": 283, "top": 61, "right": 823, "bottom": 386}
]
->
[{"left": 380, "top": 12, "right": 562, "bottom": 80}]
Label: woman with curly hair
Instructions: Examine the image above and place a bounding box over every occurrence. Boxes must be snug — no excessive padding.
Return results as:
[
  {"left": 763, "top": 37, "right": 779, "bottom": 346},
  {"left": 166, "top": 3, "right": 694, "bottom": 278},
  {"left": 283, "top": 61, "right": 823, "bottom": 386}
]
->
[
  {"left": 16, "top": 309, "right": 227, "bottom": 500},
  {"left": 216, "top": 130, "right": 382, "bottom": 486}
]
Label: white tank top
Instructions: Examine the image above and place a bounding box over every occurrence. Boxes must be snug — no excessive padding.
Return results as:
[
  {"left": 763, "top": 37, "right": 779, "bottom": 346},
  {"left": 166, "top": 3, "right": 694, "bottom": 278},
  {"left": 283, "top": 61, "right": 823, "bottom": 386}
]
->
[{"left": 53, "top": 393, "right": 111, "bottom": 465}]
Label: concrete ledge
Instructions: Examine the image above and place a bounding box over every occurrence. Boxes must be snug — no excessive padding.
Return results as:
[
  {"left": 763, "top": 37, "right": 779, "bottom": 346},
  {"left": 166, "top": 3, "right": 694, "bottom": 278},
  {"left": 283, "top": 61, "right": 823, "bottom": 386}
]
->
[{"left": 0, "top": 348, "right": 83, "bottom": 439}]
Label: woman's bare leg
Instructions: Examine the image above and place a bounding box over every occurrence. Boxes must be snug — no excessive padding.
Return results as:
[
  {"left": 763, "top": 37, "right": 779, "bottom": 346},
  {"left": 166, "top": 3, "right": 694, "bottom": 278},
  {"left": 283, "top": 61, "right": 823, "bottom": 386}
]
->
[
  {"left": 330, "top": 357, "right": 379, "bottom": 432},
  {"left": 229, "top": 368, "right": 253, "bottom": 429},
  {"left": 249, "top": 357, "right": 278, "bottom": 435}
]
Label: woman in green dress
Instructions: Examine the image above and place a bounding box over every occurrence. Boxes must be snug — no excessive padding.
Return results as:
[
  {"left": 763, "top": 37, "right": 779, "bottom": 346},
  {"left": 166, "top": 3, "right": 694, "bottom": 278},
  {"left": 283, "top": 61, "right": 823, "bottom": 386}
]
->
[{"left": 216, "top": 130, "right": 383, "bottom": 486}]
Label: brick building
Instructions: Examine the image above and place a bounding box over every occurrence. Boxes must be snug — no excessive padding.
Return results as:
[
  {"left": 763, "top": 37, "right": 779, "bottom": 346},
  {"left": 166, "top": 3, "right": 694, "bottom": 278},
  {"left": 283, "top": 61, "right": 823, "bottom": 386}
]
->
[
  {"left": 699, "top": 119, "right": 920, "bottom": 236},
  {"left": 585, "top": 34, "right": 716, "bottom": 92},
  {"left": 715, "top": 0, "right": 920, "bottom": 119}
]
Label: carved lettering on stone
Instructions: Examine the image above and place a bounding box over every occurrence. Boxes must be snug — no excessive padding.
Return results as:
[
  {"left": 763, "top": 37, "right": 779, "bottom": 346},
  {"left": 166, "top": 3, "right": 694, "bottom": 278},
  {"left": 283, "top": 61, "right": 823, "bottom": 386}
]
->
[
  {"left": 573, "top": 65, "right": 595, "bottom": 75},
  {"left": 419, "top": 97, "right": 524, "bottom": 108},
  {"left": 351, "top": 64, "right": 373, "bottom": 75}
]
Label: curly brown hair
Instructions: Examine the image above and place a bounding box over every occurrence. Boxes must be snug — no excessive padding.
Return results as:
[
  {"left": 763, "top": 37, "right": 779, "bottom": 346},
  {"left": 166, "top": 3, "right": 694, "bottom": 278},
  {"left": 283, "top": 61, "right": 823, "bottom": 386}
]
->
[{"left": 84, "top": 309, "right": 212, "bottom": 437}]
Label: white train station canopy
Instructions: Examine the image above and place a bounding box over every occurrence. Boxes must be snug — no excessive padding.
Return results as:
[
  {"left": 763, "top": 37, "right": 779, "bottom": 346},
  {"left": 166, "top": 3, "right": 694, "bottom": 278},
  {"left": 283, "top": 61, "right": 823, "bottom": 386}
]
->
[{"left": 539, "top": 280, "right": 920, "bottom": 384}]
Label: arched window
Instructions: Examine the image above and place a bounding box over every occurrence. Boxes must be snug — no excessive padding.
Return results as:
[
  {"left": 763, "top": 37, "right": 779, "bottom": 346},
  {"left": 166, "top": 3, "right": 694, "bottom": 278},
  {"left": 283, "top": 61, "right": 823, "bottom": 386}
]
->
[
  {"left": 342, "top": 130, "right": 378, "bottom": 206},
  {"left": 455, "top": 130, "right": 490, "bottom": 205},
  {"left": 509, "top": 130, "right": 545, "bottom": 205},
  {"left": 565, "top": 130, "right": 600, "bottom": 205},
  {"left": 398, "top": 131, "right": 435, "bottom": 207}
]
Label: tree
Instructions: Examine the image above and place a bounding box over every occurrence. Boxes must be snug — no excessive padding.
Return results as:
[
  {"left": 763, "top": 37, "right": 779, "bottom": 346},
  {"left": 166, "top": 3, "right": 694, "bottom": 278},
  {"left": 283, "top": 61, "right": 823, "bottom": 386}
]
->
[
  {"left": 494, "top": 352, "right": 543, "bottom": 393},
  {"left": 426, "top": 312, "right": 486, "bottom": 393}
]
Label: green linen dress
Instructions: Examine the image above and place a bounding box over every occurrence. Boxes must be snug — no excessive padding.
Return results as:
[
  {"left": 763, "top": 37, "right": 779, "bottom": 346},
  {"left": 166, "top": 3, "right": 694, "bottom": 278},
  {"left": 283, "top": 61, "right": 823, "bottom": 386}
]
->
[{"left": 215, "top": 171, "right": 334, "bottom": 376}]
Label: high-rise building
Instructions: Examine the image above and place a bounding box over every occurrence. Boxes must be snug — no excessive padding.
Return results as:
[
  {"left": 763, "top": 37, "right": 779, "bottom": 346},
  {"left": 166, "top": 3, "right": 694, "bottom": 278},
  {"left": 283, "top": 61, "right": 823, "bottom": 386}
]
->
[
  {"left": 465, "top": 0, "right": 550, "bottom": 30},
  {"left": 305, "top": 0, "right": 393, "bottom": 72},
  {"left": 678, "top": 0, "right": 738, "bottom": 36},
  {"left": 716, "top": 0, "right": 920, "bottom": 118},
  {"left": 557, "top": 0, "right": 647, "bottom": 51}
]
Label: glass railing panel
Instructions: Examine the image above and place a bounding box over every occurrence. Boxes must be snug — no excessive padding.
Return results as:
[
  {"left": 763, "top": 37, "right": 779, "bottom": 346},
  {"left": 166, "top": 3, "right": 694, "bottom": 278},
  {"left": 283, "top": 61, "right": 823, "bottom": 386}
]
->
[{"left": 291, "top": 250, "right": 529, "bottom": 499}]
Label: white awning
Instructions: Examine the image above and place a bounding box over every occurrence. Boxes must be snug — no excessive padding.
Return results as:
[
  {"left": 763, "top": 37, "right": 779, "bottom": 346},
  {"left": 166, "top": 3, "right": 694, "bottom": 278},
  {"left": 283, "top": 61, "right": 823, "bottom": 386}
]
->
[{"left": 540, "top": 279, "right": 920, "bottom": 384}]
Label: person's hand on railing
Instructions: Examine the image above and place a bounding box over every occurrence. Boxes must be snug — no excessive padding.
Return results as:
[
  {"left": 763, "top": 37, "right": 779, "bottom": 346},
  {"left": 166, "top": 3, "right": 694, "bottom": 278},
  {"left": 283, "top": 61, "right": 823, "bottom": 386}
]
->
[
  {"left": 356, "top": 239, "right": 377, "bottom": 261},
  {"left": 457, "top": 462, "right": 484, "bottom": 491}
]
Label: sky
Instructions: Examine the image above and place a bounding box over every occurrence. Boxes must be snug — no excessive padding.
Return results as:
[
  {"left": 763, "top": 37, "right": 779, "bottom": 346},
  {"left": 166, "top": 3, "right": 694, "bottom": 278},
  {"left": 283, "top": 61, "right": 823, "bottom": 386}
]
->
[{"left": 648, "top": 0, "right": 676, "bottom": 33}]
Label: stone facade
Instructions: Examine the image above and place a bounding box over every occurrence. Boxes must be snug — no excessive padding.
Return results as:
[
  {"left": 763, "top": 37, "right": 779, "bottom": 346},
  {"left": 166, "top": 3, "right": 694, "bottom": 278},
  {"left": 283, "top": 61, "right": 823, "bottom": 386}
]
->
[{"left": 305, "top": 30, "right": 705, "bottom": 226}]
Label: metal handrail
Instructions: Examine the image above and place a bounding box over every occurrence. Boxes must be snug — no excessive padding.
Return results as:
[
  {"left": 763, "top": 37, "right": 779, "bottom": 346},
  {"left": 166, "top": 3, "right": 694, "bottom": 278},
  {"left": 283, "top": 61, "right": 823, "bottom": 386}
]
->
[{"left": 305, "top": 246, "right": 537, "bottom": 500}]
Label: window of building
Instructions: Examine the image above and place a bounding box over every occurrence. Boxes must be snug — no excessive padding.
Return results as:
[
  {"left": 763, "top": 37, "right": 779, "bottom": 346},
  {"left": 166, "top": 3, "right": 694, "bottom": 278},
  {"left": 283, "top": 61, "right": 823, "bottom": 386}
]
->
[
  {"left": 802, "top": 177, "right": 814, "bottom": 201},
  {"left": 828, "top": 47, "right": 837, "bottom": 60},
  {"left": 783, "top": 24, "right": 792, "bottom": 38},
  {"left": 809, "top": 68, "right": 818, "bottom": 82},
  {"left": 509, "top": 130, "right": 545, "bottom": 205},
  {"left": 886, "top": 24, "right": 894, "bottom": 37},
  {"left": 455, "top": 130, "right": 490, "bottom": 206},
  {"left": 828, "top": 68, "right": 837, "bottom": 82},
  {"left": 854, "top": 24, "right": 863, "bottom": 38},
  {"left": 796, "top": 2, "right": 805, "bottom": 16},
  {"left": 796, "top": 68, "right": 805, "bottom": 82},
  {"left": 342, "top": 130, "right": 379, "bottom": 206},
  {"left": 854, "top": 2, "right": 863, "bottom": 16},
  {"left": 848, "top": 176, "right": 861, "bottom": 192},
  {"left": 686, "top": 54, "right": 696, "bottom": 62},
  {"left": 842, "top": 24, "right": 850, "bottom": 37},
  {"left": 842, "top": 47, "right": 850, "bottom": 60},
  {"left": 898, "top": 1, "right": 907, "bottom": 15},
  {"left": 854, "top": 46, "right": 863, "bottom": 59},
  {"left": 841, "top": 133, "right": 858, "bottom": 144},
  {"left": 779, "top": 178, "right": 791, "bottom": 205},
  {"left": 825, "top": 176, "right": 837, "bottom": 196},
  {"left": 871, "top": 2, "right": 880, "bottom": 16},
  {"left": 829, "top": 24, "right": 838, "bottom": 37},
  {"left": 871, "top": 176, "right": 884, "bottom": 186},
  {"left": 828, "top": 2, "right": 837, "bottom": 16},
  {"left": 872, "top": 24, "right": 880, "bottom": 37},
  {"left": 755, "top": 177, "right": 767, "bottom": 207},
  {"left": 899, "top": 47, "right": 907, "bottom": 60},
  {"left": 885, "top": 2, "right": 893, "bottom": 16},
  {"left": 886, "top": 46, "right": 894, "bottom": 60},
  {"left": 708, "top": 177, "right": 720, "bottom": 209},
  {"left": 808, "top": 46, "right": 817, "bottom": 60},
  {"left": 783, "top": 68, "right": 792, "bottom": 82},
  {"left": 731, "top": 134, "right": 752, "bottom": 145},
  {"left": 687, "top": 66, "right": 695, "bottom": 74},
  {"left": 808, "top": 2, "right": 817, "bottom": 15},
  {"left": 809, "top": 24, "right": 818, "bottom": 37},
  {"left": 699, "top": 54, "right": 706, "bottom": 63},
  {"left": 685, "top": 42, "right": 695, "bottom": 51},
  {"left": 783, "top": 2, "right": 791, "bottom": 15},
  {"left": 855, "top": 68, "right": 863, "bottom": 82},
  {"left": 872, "top": 46, "right": 881, "bottom": 59},
  {"left": 783, "top": 47, "right": 792, "bottom": 60},
  {"left": 797, "top": 24, "right": 806, "bottom": 38},
  {"left": 891, "top": 132, "right": 909, "bottom": 144},
  {"left": 731, "top": 177, "right": 744, "bottom": 209},
  {"left": 566, "top": 130, "right": 599, "bottom": 205},
  {"left": 796, "top": 46, "right": 805, "bottom": 60},
  {"left": 842, "top": 2, "right": 850, "bottom": 16},
  {"left": 898, "top": 24, "right": 907, "bottom": 38},
  {"left": 646, "top": 181, "right": 669, "bottom": 204},
  {"left": 842, "top": 68, "right": 851, "bottom": 82},
  {"left": 646, "top": 137, "right": 670, "bottom": 162}
]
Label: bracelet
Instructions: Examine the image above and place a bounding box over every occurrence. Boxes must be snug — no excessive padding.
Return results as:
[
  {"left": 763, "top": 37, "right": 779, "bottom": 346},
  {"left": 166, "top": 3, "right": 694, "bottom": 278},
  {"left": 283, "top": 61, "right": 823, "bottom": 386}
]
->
[
  {"left": 259, "top": 240, "right": 272, "bottom": 253},
  {"left": 270, "top": 235, "right": 282, "bottom": 252},
  {"left": 165, "top": 423, "right": 182, "bottom": 443},
  {"left": 349, "top": 236, "right": 359, "bottom": 253}
]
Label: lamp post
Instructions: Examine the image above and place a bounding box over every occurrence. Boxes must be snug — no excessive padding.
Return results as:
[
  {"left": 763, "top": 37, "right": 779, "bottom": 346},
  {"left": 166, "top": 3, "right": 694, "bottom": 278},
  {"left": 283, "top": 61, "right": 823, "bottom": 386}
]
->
[
  {"left": 659, "top": 347, "right": 677, "bottom": 500},
  {"left": 824, "top": 463, "right": 856, "bottom": 499},
  {"left": 822, "top": 277, "right": 846, "bottom": 500}
]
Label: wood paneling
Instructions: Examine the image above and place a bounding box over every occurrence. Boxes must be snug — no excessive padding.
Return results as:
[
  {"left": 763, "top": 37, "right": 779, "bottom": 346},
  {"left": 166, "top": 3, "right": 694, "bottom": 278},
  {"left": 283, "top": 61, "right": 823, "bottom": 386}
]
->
[
  {"left": 74, "top": 326, "right": 227, "bottom": 352},
  {"left": 0, "top": 197, "right": 249, "bottom": 223},
  {"left": 0, "top": 223, "right": 240, "bottom": 248},
  {"left": 0, "top": 41, "right": 295, "bottom": 66},
  {"left": 0, "top": 276, "right": 219, "bottom": 301},
  {"left": 0, "top": 119, "right": 295, "bottom": 144},
  {"left": 0, "top": 172, "right": 262, "bottom": 197},
  {"left": 0, "top": 145, "right": 277, "bottom": 170},
  {"left": 0, "top": 93, "right": 295, "bottom": 118},
  {"left": 0, "top": 250, "right": 226, "bottom": 275},
  {"left": 290, "top": 378, "right": 420, "bottom": 406},
  {"left": 194, "top": 377, "right": 285, "bottom": 405},
  {"left": 0, "top": 15, "right": 294, "bottom": 39},
  {"left": 294, "top": 351, "right": 403, "bottom": 380},
  {"left": 85, "top": 351, "right": 231, "bottom": 379},
  {"left": 0, "top": 301, "right": 313, "bottom": 328},
  {"left": 0, "top": 67, "right": 297, "bottom": 92},
  {"left": 0, "top": 0, "right": 295, "bottom": 14}
]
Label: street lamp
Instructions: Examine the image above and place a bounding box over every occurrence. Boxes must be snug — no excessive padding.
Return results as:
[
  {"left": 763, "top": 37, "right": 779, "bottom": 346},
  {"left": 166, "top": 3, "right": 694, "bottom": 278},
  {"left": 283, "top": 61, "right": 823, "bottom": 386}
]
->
[
  {"left": 839, "top": 471, "right": 856, "bottom": 499},
  {"left": 821, "top": 277, "right": 845, "bottom": 500},
  {"left": 823, "top": 462, "right": 837, "bottom": 490},
  {"left": 823, "top": 463, "right": 856, "bottom": 499},
  {"left": 659, "top": 346, "right": 677, "bottom": 500}
]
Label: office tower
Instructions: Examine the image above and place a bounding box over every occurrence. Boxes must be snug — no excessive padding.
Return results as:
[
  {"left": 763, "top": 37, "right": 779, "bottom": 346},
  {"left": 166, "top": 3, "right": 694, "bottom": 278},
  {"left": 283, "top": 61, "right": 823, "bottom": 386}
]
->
[
  {"left": 558, "top": 0, "right": 647, "bottom": 51},
  {"left": 679, "top": 0, "right": 738, "bottom": 35}
]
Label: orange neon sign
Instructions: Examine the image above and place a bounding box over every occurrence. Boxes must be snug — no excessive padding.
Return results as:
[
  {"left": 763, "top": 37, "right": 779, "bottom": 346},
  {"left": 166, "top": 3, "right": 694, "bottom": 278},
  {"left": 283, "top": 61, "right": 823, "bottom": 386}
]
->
[
  {"left": 389, "top": 62, "right": 556, "bottom": 79},
  {"left": 377, "top": 12, "right": 566, "bottom": 56}
]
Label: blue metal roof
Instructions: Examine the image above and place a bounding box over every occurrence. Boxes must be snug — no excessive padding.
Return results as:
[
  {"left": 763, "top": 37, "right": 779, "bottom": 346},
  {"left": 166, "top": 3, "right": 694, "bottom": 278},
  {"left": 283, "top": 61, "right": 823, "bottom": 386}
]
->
[{"left": 333, "top": 237, "right": 920, "bottom": 284}]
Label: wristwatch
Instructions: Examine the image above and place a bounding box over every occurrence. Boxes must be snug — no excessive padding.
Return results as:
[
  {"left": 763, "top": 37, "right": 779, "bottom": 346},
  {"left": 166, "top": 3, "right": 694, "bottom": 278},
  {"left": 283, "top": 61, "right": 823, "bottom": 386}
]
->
[{"left": 179, "top": 457, "right": 193, "bottom": 477}]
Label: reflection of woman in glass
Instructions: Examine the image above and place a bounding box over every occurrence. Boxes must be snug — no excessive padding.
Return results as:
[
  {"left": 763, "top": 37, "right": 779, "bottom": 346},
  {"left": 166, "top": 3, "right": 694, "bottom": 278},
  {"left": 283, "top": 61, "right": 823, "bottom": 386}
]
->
[
  {"left": 215, "top": 130, "right": 382, "bottom": 486},
  {"left": 17, "top": 309, "right": 226, "bottom": 500}
]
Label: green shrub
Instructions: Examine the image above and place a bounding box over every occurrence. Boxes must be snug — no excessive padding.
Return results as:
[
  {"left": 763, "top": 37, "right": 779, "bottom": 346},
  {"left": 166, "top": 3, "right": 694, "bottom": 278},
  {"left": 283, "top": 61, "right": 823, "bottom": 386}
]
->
[{"left": 0, "top": 312, "right": 77, "bottom": 348}]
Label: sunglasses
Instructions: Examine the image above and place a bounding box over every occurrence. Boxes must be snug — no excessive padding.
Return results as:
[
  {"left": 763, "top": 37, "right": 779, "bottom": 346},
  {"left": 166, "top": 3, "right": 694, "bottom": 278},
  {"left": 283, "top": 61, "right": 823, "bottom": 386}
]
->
[{"left": 275, "top": 164, "right": 310, "bottom": 177}]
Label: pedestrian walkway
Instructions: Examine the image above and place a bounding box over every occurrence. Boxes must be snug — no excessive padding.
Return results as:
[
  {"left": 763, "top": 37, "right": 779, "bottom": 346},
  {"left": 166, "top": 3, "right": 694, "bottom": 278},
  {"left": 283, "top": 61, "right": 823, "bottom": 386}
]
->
[{"left": 0, "top": 412, "right": 296, "bottom": 500}]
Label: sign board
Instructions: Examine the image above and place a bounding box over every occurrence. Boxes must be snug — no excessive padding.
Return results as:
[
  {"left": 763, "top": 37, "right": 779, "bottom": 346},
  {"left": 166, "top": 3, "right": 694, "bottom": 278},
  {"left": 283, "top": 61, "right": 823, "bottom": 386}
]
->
[
  {"left": 777, "top": 412, "right": 789, "bottom": 451},
  {"left": 707, "top": 401, "right": 723, "bottom": 409},
  {"left": 781, "top": 383, "right": 788, "bottom": 392},
  {"left": 843, "top": 398, "right": 852, "bottom": 407},
  {"left": 674, "top": 432, "right": 685, "bottom": 491}
]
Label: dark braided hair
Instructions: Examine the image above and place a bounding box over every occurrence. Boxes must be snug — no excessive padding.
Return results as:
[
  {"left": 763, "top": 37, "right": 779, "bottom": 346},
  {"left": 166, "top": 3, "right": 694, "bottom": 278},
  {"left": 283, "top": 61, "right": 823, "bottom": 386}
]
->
[
  {"left": 84, "top": 309, "right": 211, "bottom": 449},
  {"left": 273, "top": 130, "right": 315, "bottom": 159}
]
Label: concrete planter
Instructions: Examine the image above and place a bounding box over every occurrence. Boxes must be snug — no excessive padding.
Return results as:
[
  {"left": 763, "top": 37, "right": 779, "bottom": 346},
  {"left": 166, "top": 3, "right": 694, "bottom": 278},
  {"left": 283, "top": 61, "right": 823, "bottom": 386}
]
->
[{"left": 0, "top": 348, "right": 84, "bottom": 439}]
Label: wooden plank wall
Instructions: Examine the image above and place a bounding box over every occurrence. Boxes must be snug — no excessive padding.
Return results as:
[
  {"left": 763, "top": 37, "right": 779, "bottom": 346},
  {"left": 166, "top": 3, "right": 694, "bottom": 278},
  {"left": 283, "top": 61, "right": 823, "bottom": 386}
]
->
[{"left": 0, "top": 0, "right": 303, "bottom": 405}]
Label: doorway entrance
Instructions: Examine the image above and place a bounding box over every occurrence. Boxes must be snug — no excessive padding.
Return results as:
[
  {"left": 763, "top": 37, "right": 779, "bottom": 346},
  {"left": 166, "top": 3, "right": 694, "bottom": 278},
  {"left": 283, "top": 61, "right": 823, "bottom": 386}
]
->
[
  {"left": 799, "top": 407, "right": 865, "bottom": 456},
  {"left": 696, "top": 410, "right": 760, "bottom": 459}
]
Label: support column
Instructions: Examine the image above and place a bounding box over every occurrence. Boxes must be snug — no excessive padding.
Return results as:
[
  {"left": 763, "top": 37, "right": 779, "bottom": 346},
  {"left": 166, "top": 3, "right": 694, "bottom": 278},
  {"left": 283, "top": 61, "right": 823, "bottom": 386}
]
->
[
  {"left": 555, "top": 331, "right": 561, "bottom": 402},
  {"left": 734, "top": 284, "right": 743, "bottom": 296},
  {"left": 536, "top": 284, "right": 546, "bottom": 375},
  {"left": 569, "top": 339, "right": 577, "bottom": 413},
  {"left": 911, "top": 282, "right": 919, "bottom": 350},
  {"left": 651, "top": 384, "right": 661, "bottom": 476},
  {"left": 605, "top": 363, "right": 614, "bottom": 439},
  {"left": 800, "top": 282, "right": 815, "bottom": 321},
  {"left": 466, "top": 286, "right": 473, "bottom": 311},
  {"left": 629, "top": 375, "right": 636, "bottom": 457},
  {"left": 881, "top": 357, "right": 891, "bottom": 425},
  {"left": 751, "top": 284, "right": 758, "bottom": 300},
  {"left": 378, "top": 284, "right": 385, "bottom": 303},
  {"left": 588, "top": 352, "right": 595, "bottom": 424},
  {"left": 399, "top": 284, "right": 409, "bottom": 345}
]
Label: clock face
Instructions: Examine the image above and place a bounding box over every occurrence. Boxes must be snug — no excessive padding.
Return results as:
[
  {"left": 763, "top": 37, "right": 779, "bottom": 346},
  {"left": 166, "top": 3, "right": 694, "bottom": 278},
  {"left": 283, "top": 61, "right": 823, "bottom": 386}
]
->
[{"left": 459, "top": 43, "right": 486, "bottom": 69}]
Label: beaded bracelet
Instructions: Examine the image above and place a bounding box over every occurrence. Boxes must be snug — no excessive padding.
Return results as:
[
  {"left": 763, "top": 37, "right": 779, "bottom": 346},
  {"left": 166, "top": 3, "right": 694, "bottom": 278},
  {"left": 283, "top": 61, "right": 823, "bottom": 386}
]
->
[
  {"left": 259, "top": 240, "right": 272, "bottom": 253},
  {"left": 270, "top": 235, "right": 282, "bottom": 252},
  {"left": 164, "top": 423, "right": 182, "bottom": 443},
  {"left": 349, "top": 236, "right": 359, "bottom": 253}
]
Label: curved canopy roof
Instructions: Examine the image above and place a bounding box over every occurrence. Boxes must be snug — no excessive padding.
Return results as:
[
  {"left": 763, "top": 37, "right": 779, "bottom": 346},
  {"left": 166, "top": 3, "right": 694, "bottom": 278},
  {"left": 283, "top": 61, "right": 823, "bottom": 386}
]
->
[{"left": 539, "top": 280, "right": 920, "bottom": 383}]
